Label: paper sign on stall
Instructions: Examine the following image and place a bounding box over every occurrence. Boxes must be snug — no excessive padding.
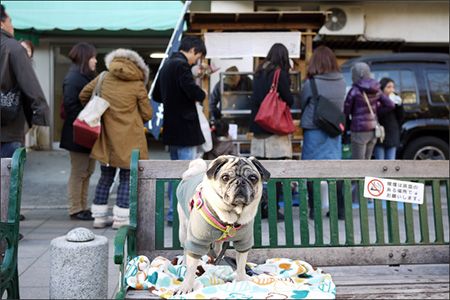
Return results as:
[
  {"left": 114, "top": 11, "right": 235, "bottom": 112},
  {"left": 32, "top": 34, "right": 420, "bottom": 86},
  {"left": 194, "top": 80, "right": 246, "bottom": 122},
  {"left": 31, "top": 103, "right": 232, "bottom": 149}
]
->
[{"left": 363, "top": 176, "right": 424, "bottom": 204}]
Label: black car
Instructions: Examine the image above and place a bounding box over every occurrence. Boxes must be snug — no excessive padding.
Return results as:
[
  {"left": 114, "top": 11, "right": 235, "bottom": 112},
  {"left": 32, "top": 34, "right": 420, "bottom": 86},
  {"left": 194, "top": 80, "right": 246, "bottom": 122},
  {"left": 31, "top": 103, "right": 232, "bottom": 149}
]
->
[{"left": 340, "top": 53, "right": 449, "bottom": 160}]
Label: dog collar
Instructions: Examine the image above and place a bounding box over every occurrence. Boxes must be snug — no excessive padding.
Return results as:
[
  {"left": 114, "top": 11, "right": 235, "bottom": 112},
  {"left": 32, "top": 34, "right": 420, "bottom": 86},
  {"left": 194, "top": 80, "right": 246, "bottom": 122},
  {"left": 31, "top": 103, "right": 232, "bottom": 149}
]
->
[{"left": 189, "top": 185, "right": 242, "bottom": 242}]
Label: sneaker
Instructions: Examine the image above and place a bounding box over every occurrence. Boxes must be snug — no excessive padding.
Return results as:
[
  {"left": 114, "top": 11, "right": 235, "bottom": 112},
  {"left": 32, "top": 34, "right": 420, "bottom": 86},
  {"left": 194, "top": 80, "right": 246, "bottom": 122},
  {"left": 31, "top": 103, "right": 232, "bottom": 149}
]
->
[
  {"left": 70, "top": 210, "right": 94, "bottom": 221},
  {"left": 20, "top": 214, "right": 25, "bottom": 221}
]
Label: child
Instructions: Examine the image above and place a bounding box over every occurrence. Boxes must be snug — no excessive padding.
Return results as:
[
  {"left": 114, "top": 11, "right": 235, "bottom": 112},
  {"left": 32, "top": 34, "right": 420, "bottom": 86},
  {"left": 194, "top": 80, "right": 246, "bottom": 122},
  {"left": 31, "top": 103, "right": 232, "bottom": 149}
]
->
[{"left": 204, "top": 119, "right": 238, "bottom": 159}]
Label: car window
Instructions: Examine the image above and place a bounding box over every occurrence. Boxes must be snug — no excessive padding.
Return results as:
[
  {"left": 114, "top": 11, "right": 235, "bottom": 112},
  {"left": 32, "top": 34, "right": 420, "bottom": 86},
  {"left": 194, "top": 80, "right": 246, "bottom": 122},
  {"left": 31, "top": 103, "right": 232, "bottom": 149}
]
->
[
  {"left": 424, "top": 69, "right": 449, "bottom": 105},
  {"left": 371, "top": 69, "right": 418, "bottom": 105},
  {"left": 399, "top": 70, "right": 418, "bottom": 105}
]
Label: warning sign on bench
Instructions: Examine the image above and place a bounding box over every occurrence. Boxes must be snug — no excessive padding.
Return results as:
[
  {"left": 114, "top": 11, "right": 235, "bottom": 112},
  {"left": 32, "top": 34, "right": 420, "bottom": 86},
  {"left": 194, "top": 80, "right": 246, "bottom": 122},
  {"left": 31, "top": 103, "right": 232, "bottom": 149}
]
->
[{"left": 363, "top": 177, "right": 424, "bottom": 204}]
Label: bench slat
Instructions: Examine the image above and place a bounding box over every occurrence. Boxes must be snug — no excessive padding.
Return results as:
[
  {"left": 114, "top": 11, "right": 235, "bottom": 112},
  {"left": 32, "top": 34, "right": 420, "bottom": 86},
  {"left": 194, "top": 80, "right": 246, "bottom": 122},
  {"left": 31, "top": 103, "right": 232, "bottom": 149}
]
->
[
  {"left": 432, "top": 180, "right": 445, "bottom": 243},
  {"left": 374, "top": 199, "right": 385, "bottom": 244},
  {"left": 137, "top": 160, "right": 449, "bottom": 179},
  {"left": 268, "top": 180, "right": 278, "bottom": 247},
  {"left": 343, "top": 180, "right": 355, "bottom": 245},
  {"left": 312, "top": 179, "right": 324, "bottom": 245},
  {"left": 298, "top": 179, "right": 309, "bottom": 245},
  {"left": 281, "top": 180, "right": 294, "bottom": 246},
  {"left": 335, "top": 285, "right": 449, "bottom": 299},
  {"left": 418, "top": 180, "right": 430, "bottom": 243}
]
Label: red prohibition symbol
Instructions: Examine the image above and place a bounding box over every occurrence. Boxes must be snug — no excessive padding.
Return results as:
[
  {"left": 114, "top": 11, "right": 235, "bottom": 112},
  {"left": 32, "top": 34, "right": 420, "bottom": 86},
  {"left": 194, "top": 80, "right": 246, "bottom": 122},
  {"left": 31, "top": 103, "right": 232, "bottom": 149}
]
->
[{"left": 368, "top": 179, "right": 384, "bottom": 197}]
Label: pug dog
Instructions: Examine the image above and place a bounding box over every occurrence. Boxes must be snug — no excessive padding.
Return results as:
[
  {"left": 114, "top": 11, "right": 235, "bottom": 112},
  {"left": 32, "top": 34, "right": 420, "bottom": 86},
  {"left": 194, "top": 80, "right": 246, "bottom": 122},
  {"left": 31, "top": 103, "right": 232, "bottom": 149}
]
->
[{"left": 175, "top": 155, "right": 270, "bottom": 295}]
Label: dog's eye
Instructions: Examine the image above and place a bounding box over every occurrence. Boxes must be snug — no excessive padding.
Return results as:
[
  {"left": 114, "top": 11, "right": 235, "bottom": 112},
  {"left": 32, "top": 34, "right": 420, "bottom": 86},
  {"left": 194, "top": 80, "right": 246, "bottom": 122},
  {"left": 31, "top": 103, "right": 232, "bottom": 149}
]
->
[
  {"left": 221, "top": 175, "right": 230, "bottom": 182},
  {"left": 249, "top": 175, "right": 257, "bottom": 183}
]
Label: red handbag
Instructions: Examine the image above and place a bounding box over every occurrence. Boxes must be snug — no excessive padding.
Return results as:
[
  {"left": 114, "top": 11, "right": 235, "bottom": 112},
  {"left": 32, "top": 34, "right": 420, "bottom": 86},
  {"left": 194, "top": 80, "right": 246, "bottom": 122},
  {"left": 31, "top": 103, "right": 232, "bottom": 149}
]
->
[
  {"left": 73, "top": 71, "right": 109, "bottom": 149},
  {"left": 73, "top": 118, "right": 101, "bottom": 148},
  {"left": 254, "top": 69, "right": 296, "bottom": 135}
]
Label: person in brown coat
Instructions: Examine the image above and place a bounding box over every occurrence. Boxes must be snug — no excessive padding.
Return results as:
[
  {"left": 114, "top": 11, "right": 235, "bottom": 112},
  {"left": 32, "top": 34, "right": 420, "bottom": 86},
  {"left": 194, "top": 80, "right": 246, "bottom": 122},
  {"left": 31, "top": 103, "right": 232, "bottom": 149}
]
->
[{"left": 79, "top": 48, "right": 152, "bottom": 229}]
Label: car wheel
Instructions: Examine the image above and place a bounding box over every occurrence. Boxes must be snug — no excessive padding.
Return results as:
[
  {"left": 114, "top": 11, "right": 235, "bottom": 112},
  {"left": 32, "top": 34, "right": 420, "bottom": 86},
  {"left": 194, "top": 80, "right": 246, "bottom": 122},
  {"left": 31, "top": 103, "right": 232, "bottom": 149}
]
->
[{"left": 402, "top": 136, "right": 449, "bottom": 160}]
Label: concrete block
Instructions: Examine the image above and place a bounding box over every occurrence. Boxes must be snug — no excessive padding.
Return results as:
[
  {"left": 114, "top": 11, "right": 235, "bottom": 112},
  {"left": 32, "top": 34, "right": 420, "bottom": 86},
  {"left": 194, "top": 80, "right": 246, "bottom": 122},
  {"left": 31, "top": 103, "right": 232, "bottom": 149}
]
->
[{"left": 50, "top": 227, "right": 108, "bottom": 299}]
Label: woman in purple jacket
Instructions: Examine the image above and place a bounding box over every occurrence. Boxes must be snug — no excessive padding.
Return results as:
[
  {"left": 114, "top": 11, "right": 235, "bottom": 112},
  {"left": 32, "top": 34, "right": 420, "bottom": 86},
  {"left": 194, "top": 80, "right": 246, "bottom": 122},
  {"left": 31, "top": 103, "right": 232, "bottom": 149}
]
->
[{"left": 344, "top": 62, "right": 395, "bottom": 160}]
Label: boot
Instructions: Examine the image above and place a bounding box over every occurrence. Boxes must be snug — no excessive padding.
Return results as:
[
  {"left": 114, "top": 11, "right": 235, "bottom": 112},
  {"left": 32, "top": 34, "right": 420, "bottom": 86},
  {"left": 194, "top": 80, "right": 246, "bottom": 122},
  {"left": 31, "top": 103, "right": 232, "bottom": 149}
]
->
[
  {"left": 91, "top": 204, "right": 113, "bottom": 229},
  {"left": 112, "top": 205, "right": 129, "bottom": 230}
]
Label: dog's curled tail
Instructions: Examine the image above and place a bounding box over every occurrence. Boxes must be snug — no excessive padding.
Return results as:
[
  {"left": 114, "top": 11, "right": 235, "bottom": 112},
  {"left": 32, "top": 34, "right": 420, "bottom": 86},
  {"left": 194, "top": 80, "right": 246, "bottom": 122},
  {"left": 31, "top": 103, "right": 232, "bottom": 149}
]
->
[{"left": 181, "top": 159, "right": 207, "bottom": 181}]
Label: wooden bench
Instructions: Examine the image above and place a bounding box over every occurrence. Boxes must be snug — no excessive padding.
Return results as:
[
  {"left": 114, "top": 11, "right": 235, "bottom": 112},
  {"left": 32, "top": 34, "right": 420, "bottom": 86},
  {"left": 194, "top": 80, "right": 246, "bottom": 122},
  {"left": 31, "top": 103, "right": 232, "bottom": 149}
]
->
[
  {"left": 1, "top": 148, "right": 27, "bottom": 299},
  {"left": 114, "top": 149, "right": 449, "bottom": 299}
]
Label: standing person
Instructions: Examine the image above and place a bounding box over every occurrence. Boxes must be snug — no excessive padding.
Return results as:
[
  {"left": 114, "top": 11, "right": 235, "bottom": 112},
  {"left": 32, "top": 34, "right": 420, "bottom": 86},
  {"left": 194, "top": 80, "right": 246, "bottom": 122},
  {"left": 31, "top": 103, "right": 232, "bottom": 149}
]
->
[
  {"left": 249, "top": 43, "right": 295, "bottom": 220},
  {"left": 204, "top": 119, "right": 238, "bottom": 159},
  {"left": 209, "top": 66, "right": 253, "bottom": 122},
  {"left": 153, "top": 35, "right": 207, "bottom": 225},
  {"left": 299, "top": 45, "right": 346, "bottom": 220},
  {"left": 1, "top": 5, "right": 50, "bottom": 240},
  {"left": 79, "top": 48, "right": 153, "bottom": 229},
  {"left": 373, "top": 78, "right": 405, "bottom": 160},
  {"left": 1, "top": 4, "right": 50, "bottom": 157},
  {"left": 344, "top": 62, "right": 395, "bottom": 160},
  {"left": 59, "top": 42, "right": 98, "bottom": 221}
]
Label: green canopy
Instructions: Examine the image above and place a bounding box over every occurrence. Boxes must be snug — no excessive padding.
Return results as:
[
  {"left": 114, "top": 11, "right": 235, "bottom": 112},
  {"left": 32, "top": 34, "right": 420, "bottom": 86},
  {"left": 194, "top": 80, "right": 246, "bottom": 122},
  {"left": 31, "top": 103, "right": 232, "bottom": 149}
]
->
[
  {"left": 3, "top": 1, "right": 184, "bottom": 31},
  {"left": 2, "top": 1, "right": 185, "bottom": 43}
]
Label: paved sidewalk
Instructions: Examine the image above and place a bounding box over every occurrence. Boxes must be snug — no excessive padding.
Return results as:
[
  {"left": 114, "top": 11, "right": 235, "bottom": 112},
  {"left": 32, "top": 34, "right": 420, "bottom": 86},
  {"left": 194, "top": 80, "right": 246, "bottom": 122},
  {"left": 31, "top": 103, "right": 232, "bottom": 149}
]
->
[
  {"left": 17, "top": 141, "right": 170, "bottom": 299},
  {"left": 18, "top": 209, "right": 120, "bottom": 299}
]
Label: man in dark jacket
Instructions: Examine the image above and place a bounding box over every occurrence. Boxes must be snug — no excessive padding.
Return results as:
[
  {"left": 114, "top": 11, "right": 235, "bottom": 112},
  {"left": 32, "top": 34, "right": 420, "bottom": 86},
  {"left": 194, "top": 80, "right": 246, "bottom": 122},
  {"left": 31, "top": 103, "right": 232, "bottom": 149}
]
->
[
  {"left": 1, "top": 4, "right": 50, "bottom": 158},
  {"left": 153, "top": 35, "right": 207, "bottom": 158},
  {"left": 153, "top": 35, "right": 207, "bottom": 224}
]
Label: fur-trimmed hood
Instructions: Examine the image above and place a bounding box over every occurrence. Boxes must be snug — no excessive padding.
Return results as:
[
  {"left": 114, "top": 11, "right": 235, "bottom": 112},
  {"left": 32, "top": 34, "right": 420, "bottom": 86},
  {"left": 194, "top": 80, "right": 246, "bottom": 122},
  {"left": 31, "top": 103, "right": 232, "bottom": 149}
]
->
[{"left": 104, "top": 48, "right": 150, "bottom": 84}]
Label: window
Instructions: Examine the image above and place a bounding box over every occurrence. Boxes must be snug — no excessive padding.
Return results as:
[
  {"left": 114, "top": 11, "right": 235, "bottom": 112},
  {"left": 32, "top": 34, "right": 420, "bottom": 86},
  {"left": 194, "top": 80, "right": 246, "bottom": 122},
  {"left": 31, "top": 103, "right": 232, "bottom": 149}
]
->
[
  {"left": 425, "top": 69, "right": 449, "bottom": 105},
  {"left": 371, "top": 69, "right": 418, "bottom": 105}
]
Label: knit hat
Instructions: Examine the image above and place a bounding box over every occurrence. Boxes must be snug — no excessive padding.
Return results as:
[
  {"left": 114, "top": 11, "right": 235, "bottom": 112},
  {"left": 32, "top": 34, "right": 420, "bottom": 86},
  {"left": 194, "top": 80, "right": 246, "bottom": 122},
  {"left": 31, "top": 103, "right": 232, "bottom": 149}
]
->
[
  {"left": 351, "top": 62, "right": 371, "bottom": 84},
  {"left": 223, "top": 66, "right": 240, "bottom": 86}
]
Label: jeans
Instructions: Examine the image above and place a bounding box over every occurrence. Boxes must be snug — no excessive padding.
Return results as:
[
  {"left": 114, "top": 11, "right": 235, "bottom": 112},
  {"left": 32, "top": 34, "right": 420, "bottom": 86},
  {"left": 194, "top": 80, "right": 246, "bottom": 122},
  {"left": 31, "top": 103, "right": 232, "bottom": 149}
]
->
[
  {"left": 167, "top": 146, "right": 197, "bottom": 222},
  {"left": 374, "top": 145, "right": 397, "bottom": 160},
  {"left": 302, "top": 129, "right": 341, "bottom": 160},
  {"left": 1, "top": 142, "right": 21, "bottom": 158}
]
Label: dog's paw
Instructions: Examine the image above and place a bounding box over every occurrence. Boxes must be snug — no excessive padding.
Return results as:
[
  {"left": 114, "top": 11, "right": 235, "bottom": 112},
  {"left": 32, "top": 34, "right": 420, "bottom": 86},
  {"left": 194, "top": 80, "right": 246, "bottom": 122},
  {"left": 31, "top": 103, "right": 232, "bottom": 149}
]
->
[{"left": 173, "top": 284, "right": 194, "bottom": 296}]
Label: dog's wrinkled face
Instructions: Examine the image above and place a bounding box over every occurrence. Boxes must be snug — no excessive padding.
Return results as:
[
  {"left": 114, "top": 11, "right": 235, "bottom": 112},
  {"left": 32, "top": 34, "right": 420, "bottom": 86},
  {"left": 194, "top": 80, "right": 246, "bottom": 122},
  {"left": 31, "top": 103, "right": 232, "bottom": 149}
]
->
[{"left": 205, "top": 156, "right": 271, "bottom": 210}]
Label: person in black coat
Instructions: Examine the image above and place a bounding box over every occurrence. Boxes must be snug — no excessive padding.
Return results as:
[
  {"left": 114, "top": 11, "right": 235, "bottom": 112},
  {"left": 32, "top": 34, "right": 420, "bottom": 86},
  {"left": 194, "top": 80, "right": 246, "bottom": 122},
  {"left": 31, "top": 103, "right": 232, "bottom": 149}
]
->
[
  {"left": 153, "top": 35, "right": 207, "bottom": 224},
  {"left": 373, "top": 77, "right": 405, "bottom": 160},
  {"left": 59, "top": 42, "right": 98, "bottom": 221},
  {"left": 153, "top": 35, "right": 207, "bottom": 153}
]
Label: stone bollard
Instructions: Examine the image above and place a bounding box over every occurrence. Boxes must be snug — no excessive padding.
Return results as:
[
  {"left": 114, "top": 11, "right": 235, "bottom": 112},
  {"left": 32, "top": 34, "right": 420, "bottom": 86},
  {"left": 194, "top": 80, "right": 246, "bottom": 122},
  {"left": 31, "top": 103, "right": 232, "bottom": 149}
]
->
[{"left": 50, "top": 227, "right": 109, "bottom": 299}]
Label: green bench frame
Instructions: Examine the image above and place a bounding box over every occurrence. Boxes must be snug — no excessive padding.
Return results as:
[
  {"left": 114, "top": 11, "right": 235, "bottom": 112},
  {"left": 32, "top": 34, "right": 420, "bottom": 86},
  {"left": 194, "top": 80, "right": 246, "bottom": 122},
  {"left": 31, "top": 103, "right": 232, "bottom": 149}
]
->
[
  {"left": 114, "top": 149, "right": 449, "bottom": 299},
  {"left": 1, "top": 148, "right": 27, "bottom": 299}
]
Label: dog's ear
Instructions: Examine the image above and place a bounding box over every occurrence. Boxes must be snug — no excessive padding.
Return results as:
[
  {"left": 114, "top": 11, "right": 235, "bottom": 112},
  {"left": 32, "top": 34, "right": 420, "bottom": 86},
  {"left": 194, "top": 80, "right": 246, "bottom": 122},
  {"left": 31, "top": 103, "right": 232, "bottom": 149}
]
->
[
  {"left": 206, "top": 156, "right": 229, "bottom": 180},
  {"left": 249, "top": 157, "right": 271, "bottom": 182}
]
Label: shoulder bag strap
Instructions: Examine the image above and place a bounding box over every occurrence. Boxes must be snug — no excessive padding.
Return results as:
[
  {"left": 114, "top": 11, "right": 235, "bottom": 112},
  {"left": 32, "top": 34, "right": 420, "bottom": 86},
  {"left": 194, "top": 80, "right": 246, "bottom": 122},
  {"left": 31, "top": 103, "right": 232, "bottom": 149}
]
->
[
  {"left": 304, "top": 76, "right": 318, "bottom": 107},
  {"left": 271, "top": 69, "right": 281, "bottom": 92},
  {"left": 362, "top": 91, "right": 377, "bottom": 121},
  {"left": 93, "top": 71, "right": 109, "bottom": 97}
]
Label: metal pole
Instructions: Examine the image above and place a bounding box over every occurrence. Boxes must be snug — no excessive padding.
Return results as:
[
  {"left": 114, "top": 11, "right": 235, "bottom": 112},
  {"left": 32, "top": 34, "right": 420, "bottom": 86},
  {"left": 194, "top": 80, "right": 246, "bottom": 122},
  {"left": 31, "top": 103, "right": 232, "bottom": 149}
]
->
[{"left": 148, "top": 0, "right": 192, "bottom": 98}]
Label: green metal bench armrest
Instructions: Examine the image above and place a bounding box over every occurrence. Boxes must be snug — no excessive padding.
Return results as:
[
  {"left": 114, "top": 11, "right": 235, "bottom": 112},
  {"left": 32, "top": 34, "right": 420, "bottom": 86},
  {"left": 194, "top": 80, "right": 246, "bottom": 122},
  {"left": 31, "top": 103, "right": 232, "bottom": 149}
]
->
[
  {"left": 114, "top": 225, "right": 137, "bottom": 264},
  {"left": 1, "top": 148, "right": 26, "bottom": 300},
  {"left": 1, "top": 222, "right": 17, "bottom": 277}
]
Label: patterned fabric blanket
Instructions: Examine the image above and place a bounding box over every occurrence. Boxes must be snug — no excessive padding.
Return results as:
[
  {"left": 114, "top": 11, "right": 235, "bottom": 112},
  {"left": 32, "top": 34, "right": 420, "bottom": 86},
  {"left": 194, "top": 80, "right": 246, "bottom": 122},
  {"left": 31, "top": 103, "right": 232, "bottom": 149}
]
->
[{"left": 125, "top": 255, "right": 336, "bottom": 299}]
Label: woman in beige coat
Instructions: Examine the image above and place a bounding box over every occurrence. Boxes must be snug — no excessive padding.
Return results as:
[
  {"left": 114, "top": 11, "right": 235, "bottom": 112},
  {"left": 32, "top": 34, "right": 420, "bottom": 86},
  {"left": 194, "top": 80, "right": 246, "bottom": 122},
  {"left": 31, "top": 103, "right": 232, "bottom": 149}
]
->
[{"left": 79, "top": 48, "right": 152, "bottom": 229}]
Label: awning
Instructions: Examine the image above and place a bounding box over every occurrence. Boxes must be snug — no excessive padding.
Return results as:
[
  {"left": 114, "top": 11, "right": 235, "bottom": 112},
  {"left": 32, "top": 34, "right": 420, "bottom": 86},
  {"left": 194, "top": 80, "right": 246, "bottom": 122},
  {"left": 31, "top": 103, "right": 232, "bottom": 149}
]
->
[{"left": 2, "top": 1, "right": 185, "bottom": 43}]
